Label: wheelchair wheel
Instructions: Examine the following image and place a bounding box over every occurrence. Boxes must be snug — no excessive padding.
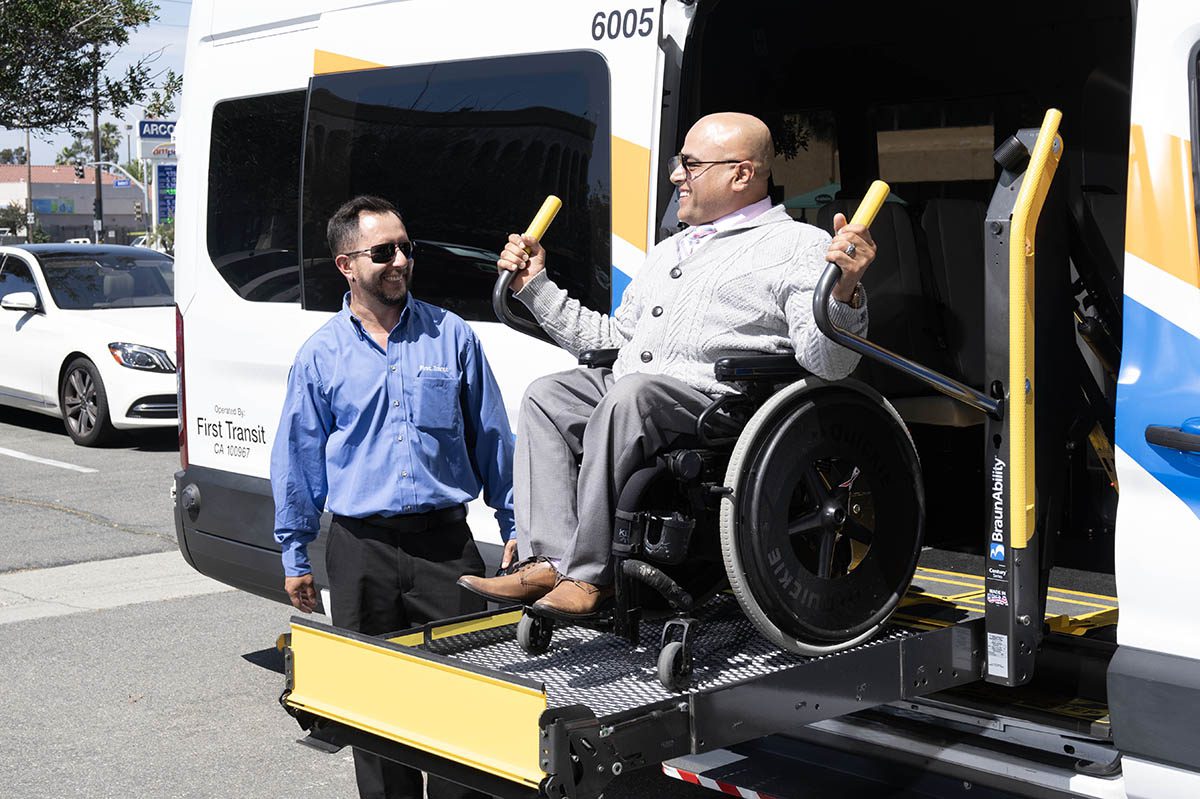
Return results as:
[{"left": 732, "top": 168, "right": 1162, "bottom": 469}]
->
[
  {"left": 720, "top": 379, "right": 924, "bottom": 655},
  {"left": 657, "top": 641, "right": 689, "bottom": 692},
  {"left": 517, "top": 612, "right": 554, "bottom": 655}
]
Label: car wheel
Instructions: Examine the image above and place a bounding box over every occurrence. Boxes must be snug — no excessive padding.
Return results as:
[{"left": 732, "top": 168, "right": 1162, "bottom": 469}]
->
[{"left": 60, "top": 357, "right": 117, "bottom": 446}]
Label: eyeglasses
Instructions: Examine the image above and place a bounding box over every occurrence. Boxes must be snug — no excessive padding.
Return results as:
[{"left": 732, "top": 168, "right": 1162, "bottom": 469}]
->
[
  {"left": 668, "top": 154, "right": 747, "bottom": 178},
  {"left": 342, "top": 239, "right": 416, "bottom": 264}
]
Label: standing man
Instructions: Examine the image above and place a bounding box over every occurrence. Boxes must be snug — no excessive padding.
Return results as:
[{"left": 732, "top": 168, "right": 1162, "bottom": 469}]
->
[
  {"left": 459, "top": 112, "right": 876, "bottom": 617},
  {"left": 272, "top": 195, "right": 513, "bottom": 799}
]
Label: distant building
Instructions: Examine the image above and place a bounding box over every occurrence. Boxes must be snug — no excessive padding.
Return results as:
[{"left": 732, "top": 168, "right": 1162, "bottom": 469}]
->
[{"left": 0, "top": 165, "right": 145, "bottom": 243}]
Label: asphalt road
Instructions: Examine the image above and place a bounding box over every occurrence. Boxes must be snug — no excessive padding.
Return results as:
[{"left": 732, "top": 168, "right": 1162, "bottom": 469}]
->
[{"left": 0, "top": 406, "right": 715, "bottom": 799}]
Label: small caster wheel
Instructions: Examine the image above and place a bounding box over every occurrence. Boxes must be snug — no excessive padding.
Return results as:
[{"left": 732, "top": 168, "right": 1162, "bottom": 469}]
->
[
  {"left": 517, "top": 612, "right": 553, "bottom": 654},
  {"left": 657, "top": 640, "right": 689, "bottom": 691}
]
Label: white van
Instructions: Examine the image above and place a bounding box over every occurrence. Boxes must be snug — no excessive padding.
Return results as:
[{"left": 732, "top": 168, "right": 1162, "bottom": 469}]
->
[{"left": 174, "top": 2, "right": 1200, "bottom": 797}]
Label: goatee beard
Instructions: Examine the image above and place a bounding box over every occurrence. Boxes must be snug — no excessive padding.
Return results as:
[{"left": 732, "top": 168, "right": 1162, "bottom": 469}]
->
[{"left": 365, "top": 269, "right": 410, "bottom": 306}]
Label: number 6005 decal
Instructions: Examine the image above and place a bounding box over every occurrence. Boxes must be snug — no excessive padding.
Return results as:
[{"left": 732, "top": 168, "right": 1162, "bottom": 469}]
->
[{"left": 592, "top": 8, "right": 655, "bottom": 40}]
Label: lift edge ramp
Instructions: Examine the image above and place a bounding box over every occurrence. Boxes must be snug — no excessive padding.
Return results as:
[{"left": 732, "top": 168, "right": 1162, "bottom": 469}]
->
[{"left": 285, "top": 610, "right": 547, "bottom": 788}]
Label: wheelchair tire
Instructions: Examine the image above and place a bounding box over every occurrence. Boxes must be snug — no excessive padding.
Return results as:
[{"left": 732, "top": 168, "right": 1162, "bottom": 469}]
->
[
  {"left": 517, "top": 612, "right": 553, "bottom": 655},
  {"left": 657, "top": 641, "right": 688, "bottom": 692},
  {"left": 720, "top": 379, "right": 924, "bottom": 655}
]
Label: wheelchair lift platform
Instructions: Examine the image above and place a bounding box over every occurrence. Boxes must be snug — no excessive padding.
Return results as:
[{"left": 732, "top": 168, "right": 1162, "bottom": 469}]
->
[{"left": 278, "top": 564, "right": 1117, "bottom": 799}]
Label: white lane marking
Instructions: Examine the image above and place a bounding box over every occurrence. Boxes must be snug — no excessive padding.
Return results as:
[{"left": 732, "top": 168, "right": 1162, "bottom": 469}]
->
[
  {"left": 0, "top": 551, "right": 235, "bottom": 625},
  {"left": 0, "top": 446, "right": 98, "bottom": 474}
]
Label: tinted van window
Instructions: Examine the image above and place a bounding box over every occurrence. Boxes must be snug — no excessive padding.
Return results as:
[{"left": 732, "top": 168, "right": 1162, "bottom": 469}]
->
[
  {"left": 207, "top": 90, "right": 305, "bottom": 302},
  {"left": 301, "top": 51, "right": 612, "bottom": 317}
]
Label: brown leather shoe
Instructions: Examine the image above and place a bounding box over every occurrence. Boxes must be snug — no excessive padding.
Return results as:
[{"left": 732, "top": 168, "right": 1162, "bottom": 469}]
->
[
  {"left": 531, "top": 577, "right": 614, "bottom": 619},
  {"left": 457, "top": 559, "right": 558, "bottom": 604}
]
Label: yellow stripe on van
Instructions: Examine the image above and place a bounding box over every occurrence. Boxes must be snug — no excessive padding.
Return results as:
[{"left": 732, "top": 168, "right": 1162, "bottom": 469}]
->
[
  {"left": 314, "top": 49, "right": 385, "bottom": 75},
  {"left": 612, "top": 135, "right": 651, "bottom": 252},
  {"left": 1125, "top": 125, "right": 1200, "bottom": 290}
]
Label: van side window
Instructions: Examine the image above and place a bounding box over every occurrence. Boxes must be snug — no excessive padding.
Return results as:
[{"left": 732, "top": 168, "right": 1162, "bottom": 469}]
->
[
  {"left": 207, "top": 90, "right": 306, "bottom": 302},
  {"left": 301, "top": 51, "right": 612, "bottom": 317}
]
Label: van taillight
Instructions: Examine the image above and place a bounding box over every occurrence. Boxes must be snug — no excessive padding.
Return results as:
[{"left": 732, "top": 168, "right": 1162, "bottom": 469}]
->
[{"left": 176, "top": 304, "right": 188, "bottom": 470}]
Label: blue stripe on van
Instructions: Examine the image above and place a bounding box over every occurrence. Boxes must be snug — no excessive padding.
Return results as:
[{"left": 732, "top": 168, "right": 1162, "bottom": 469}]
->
[
  {"left": 1115, "top": 296, "right": 1200, "bottom": 519},
  {"left": 611, "top": 264, "right": 632, "bottom": 313}
]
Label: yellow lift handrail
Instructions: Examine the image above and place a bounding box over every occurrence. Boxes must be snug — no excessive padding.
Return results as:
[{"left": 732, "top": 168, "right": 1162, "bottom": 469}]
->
[{"left": 1008, "top": 108, "right": 1063, "bottom": 549}]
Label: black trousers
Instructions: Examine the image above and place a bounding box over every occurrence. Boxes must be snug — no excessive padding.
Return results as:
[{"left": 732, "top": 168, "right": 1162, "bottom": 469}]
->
[{"left": 327, "top": 510, "right": 488, "bottom": 799}]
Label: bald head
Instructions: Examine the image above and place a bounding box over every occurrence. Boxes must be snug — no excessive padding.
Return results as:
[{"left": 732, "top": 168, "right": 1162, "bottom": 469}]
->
[
  {"left": 672, "top": 112, "right": 775, "bottom": 225},
  {"left": 691, "top": 112, "right": 775, "bottom": 181}
]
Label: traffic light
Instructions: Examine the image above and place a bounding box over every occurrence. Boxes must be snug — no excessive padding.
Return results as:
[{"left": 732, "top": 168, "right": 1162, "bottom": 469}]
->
[
  {"left": 134, "top": 201, "right": 143, "bottom": 221},
  {"left": 93, "top": 198, "right": 99, "bottom": 216},
  {"left": 73, "top": 163, "right": 85, "bottom": 180}
]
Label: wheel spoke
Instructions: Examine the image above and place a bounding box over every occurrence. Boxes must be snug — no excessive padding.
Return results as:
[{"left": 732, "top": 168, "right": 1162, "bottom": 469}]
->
[
  {"left": 787, "top": 511, "right": 824, "bottom": 538},
  {"left": 844, "top": 518, "right": 874, "bottom": 544},
  {"left": 70, "top": 371, "right": 86, "bottom": 398},
  {"left": 816, "top": 532, "right": 839, "bottom": 579},
  {"left": 803, "top": 467, "right": 830, "bottom": 503}
]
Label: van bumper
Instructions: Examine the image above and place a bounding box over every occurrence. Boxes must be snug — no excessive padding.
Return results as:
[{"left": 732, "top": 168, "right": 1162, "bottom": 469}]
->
[{"left": 173, "top": 464, "right": 328, "bottom": 608}]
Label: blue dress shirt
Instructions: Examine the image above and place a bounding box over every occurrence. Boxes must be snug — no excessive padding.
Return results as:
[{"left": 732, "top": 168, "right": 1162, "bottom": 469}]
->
[{"left": 271, "top": 293, "right": 516, "bottom": 577}]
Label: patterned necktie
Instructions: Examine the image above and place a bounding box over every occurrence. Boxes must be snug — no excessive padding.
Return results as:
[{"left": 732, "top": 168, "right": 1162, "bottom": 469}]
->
[{"left": 677, "top": 224, "right": 718, "bottom": 260}]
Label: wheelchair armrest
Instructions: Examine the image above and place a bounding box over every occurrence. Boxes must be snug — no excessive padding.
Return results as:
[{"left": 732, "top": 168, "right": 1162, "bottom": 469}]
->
[
  {"left": 714, "top": 353, "right": 809, "bottom": 383},
  {"left": 579, "top": 348, "right": 620, "bottom": 369}
]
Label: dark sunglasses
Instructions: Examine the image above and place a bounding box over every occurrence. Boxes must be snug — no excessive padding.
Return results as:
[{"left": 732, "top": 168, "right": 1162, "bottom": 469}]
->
[{"left": 342, "top": 239, "right": 416, "bottom": 264}]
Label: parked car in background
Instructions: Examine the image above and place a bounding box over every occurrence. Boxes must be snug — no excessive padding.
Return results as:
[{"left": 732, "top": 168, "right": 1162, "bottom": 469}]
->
[
  {"left": 64, "top": 237, "right": 92, "bottom": 244},
  {"left": 0, "top": 244, "right": 177, "bottom": 445}
]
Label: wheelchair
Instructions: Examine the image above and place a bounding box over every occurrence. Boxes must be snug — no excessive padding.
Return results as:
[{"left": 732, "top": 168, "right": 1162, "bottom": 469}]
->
[{"left": 493, "top": 273, "right": 926, "bottom": 691}]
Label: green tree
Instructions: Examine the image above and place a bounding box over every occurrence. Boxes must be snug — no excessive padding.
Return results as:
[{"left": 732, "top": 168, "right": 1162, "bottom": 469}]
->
[
  {"left": 144, "top": 69, "right": 182, "bottom": 118},
  {"left": 54, "top": 123, "right": 122, "bottom": 166},
  {"left": 0, "top": 147, "right": 28, "bottom": 165},
  {"left": 0, "top": 1, "right": 161, "bottom": 133},
  {"left": 122, "top": 158, "right": 144, "bottom": 182},
  {"left": 0, "top": 201, "right": 26, "bottom": 232},
  {"left": 152, "top": 219, "right": 173, "bottom": 254}
]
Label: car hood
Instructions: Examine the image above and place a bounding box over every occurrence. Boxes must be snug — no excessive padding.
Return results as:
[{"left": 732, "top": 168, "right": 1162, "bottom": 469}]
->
[{"left": 60, "top": 306, "right": 176, "bottom": 356}]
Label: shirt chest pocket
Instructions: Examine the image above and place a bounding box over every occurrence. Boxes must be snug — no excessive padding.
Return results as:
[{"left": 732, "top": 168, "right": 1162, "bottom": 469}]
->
[{"left": 413, "top": 375, "right": 462, "bottom": 432}]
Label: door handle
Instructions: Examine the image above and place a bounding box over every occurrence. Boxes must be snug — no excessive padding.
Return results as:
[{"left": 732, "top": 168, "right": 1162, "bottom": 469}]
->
[{"left": 1145, "top": 425, "right": 1200, "bottom": 453}]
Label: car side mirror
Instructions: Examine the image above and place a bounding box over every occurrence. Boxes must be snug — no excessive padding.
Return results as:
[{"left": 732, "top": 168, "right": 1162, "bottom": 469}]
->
[{"left": 0, "top": 291, "right": 39, "bottom": 312}]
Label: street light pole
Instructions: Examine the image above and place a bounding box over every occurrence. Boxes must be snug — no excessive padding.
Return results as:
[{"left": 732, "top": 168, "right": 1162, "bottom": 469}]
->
[
  {"left": 25, "top": 128, "right": 33, "bottom": 243},
  {"left": 91, "top": 44, "right": 104, "bottom": 245}
]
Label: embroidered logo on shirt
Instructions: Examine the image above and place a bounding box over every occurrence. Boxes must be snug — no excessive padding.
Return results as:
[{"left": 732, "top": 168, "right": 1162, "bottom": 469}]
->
[{"left": 419, "top": 364, "right": 450, "bottom": 374}]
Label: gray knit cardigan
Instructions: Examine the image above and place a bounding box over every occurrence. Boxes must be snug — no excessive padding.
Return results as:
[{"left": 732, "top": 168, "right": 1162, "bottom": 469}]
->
[{"left": 515, "top": 204, "right": 869, "bottom": 395}]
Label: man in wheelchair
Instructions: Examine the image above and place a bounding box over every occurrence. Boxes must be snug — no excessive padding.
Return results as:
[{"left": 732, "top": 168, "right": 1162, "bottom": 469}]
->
[{"left": 459, "top": 112, "right": 877, "bottom": 621}]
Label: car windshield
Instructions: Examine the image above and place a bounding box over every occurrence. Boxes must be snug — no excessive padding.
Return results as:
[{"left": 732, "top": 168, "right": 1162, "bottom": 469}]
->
[{"left": 39, "top": 253, "right": 174, "bottom": 309}]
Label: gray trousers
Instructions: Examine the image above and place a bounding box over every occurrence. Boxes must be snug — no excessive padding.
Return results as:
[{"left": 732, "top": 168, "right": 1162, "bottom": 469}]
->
[{"left": 514, "top": 368, "right": 713, "bottom": 584}]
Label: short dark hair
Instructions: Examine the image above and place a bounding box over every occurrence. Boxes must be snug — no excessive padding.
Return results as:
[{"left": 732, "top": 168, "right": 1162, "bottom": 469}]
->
[{"left": 326, "top": 195, "right": 404, "bottom": 256}]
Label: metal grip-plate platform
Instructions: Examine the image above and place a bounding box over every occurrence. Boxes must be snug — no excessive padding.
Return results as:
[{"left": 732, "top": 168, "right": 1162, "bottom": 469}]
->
[
  {"left": 284, "top": 589, "right": 985, "bottom": 797},
  {"left": 421, "top": 595, "right": 917, "bottom": 717}
]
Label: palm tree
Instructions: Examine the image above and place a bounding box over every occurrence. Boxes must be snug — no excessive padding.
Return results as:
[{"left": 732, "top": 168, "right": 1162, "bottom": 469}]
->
[{"left": 53, "top": 124, "right": 122, "bottom": 167}]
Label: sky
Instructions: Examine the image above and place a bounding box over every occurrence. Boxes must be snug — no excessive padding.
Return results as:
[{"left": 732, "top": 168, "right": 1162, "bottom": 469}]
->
[{"left": 0, "top": 0, "right": 192, "bottom": 163}]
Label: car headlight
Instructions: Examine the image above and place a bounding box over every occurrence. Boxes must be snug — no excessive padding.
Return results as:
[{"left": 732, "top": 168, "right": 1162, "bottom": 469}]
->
[{"left": 108, "top": 342, "right": 176, "bottom": 373}]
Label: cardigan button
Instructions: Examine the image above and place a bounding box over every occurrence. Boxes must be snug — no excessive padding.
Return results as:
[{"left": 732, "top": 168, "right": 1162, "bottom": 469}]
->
[
  {"left": 669, "top": 267, "right": 682, "bottom": 279},
  {"left": 640, "top": 351, "right": 653, "bottom": 363},
  {"left": 651, "top": 306, "right": 663, "bottom": 317}
]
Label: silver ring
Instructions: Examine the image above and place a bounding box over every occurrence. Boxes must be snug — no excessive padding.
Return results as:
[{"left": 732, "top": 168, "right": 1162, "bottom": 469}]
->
[{"left": 844, "top": 242, "right": 857, "bottom": 258}]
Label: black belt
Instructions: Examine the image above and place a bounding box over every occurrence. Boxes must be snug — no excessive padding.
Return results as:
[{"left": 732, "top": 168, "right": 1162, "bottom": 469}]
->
[{"left": 358, "top": 504, "right": 467, "bottom": 532}]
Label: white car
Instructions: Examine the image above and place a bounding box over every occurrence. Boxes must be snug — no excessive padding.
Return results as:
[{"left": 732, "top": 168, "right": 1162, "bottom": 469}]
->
[{"left": 0, "top": 244, "right": 177, "bottom": 446}]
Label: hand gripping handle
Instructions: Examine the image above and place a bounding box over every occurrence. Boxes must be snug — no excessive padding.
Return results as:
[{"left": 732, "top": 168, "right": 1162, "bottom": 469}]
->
[
  {"left": 493, "top": 196, "right": 562, "bottom": 340},
  {"left": 811, "top": 180, "right": 1002, "bottom": 418}
]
